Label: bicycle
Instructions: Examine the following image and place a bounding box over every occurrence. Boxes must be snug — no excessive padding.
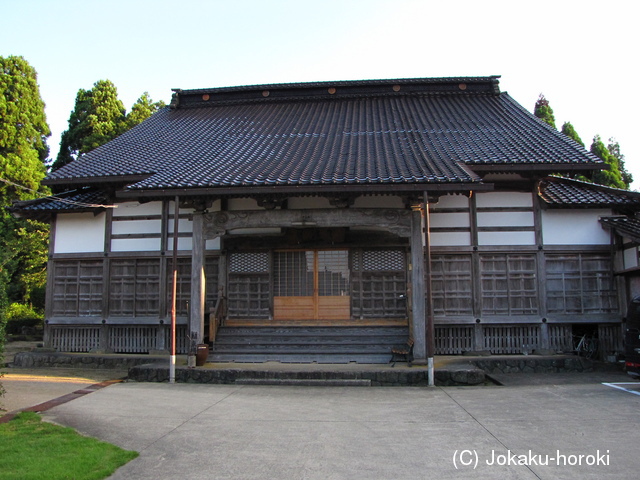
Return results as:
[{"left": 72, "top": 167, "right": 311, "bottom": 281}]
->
[{"left": 573, "top": 333, "right": 598, "bottom": 359}]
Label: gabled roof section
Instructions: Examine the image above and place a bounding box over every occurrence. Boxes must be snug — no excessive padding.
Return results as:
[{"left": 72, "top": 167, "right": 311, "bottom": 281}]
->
[
  {"left": 43, "top": 76, "right": 604, "bottom": 196},
  {"left": 538, "top": 177, "right": 640, "bottom": 209},
  {"left": 10, "top": 188, "right": 111, "bottom": 220},
  {"left": 600, "top": 216, "right": 640, "bottom": 244}
]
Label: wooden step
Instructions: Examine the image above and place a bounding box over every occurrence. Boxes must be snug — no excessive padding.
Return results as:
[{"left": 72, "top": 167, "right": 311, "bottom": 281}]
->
[{"left": 211, "top": 325, "right": 409, "bottom": 364}]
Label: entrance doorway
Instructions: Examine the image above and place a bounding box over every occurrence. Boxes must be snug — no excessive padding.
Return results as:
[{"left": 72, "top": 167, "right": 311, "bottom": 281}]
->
[{"left": 273, "top": 250, "right": 350, "bottom": 320}]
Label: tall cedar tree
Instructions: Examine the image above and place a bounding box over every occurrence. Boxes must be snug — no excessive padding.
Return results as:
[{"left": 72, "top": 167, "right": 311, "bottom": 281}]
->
[
  {"left": 536, "top": 96, "right": 631, "bottom": 190},
  {"left": 561, "top": 121, "right": 584, "bottom": 147},
  {"left": 0, "top": 56, "right": 51, "bottom": 380},
  {"left": 534, "top": 94, "right": 556, "bottom": 129},
  {"left": 591, "top": 135, "right": 631, "bottom": 189},
  {"left": 53, "top": 82, "right": 164, "bottom": 171}
]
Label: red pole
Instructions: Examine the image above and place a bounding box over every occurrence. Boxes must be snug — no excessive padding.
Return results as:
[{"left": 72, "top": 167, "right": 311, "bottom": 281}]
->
[{"left": 170, "top": 196, "right": 179, "bottom": 383}]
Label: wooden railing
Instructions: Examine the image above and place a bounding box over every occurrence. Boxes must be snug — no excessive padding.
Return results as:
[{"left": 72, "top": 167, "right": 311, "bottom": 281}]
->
[{"left": 209, "top": 287, "right": 226, "bottom": 343}]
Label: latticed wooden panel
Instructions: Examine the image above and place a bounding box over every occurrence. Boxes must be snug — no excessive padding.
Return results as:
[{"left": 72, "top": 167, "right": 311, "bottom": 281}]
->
[
  {"left": 52, "top": 260, "right": 104, "bottom": 316},
  {"left": 431, "top": 255, "right": 473, "bottom": 315},
  {"left": 229, "top": 252, "right": 269, "bottom": 273},
  {"left": 228, "top": 252, "right": 270, "bottom": 318},
  {"left": 435, "top": 325, "right": 474, "bottom": 354},
  {"left": 548, "top": 324, "right": 572, "bottom": 352},
  {"left": 109, "top": 258, "right": 161, "bottom": 316},
  {"left": 205, "top": 256, "right": 220, "bottom": 308},
  {"left": 50, "top": 326, "right": 101, "bottom": 352},
  {"left": 546, "top": 254, "right": 617, "bottom": 314},
  {"left": 109, "top": 326, "right": 156, "bottom": 353},
  {"left": 166, "top": 256, "right": 220, "bottom": 315},
  {"left": 483, "top": 325, "right": 540, "bottom": 354},
  {"left": 164, "top": 325, "right": 189, "bottom": 354},
  {"left": 480, "top": 254, "right": 538, "bottom": 315},
  {"left": 352, "top": 249, "right": 407, "bottom": 319},
  {"left": 598, "top": 324, "right": 624, "bottom": 354},
  {"left": 361, "top": 249, "right": 404, "bottom": 271}
]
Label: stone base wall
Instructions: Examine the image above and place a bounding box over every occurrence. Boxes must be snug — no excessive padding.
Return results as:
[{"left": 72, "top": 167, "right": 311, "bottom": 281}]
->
[
  {"left": 11, "top": 351, "right": 162, "bottom": 370},
  {"left": 471, "top": 356, "right": 612, "bottom": 374},
  {"left": 127, "top": 363, "right": 486, "bottom": 387}
]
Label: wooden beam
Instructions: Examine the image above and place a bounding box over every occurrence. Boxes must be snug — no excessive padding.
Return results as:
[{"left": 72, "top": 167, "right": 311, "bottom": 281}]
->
[{"left": 202, "top": 208, "right": 413, "bottom": 239}]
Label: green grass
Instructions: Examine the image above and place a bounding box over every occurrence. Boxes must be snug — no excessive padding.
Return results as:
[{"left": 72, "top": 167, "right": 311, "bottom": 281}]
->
[{"left": 0, "top": 412, "right": 138, "bottom": 480}]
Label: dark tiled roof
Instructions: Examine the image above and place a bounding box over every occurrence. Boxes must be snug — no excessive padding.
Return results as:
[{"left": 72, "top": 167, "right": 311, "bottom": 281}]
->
[
  {"left": 538, "top": 177, "right": 640, "bottom": 208},
  {"left": 44, "top": 77, "right": 603, "bottom": 193},
  {"left": 600, "top": 216, "right": 640, "bottom": 243},
  {"left": 11, "top": 188, "right": 111, "bottom": 218}
]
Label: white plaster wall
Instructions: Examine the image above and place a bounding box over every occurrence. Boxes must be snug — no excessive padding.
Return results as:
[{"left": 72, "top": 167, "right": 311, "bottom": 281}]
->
[
  {"left": 541, "top": 209, "right": 611, "bottom": 245},
  {"left": 430, "top": 231, "right": 471, "bottom": 247},
  {"left": 112, "top": 201, "right": 162, "bottom": 216},
  {"left": 476, "top": 192, "right": 533, "bottom": 208},
  {"left": 111, "top": 238, "right": 162, "bottom": 252},
  {"left": 206, "top": 238, "right": 221, "bottom": 250},
  {"left": 624, "top": 246, "right": 639, "bottom": 269},
  {"left": 167, "top": 217, "right": 193, "bottom": 235},
  {"left": 54, "top": 212, "right": 106, "bottom": 253},
  {"left": 477, "top": 211, "right": 534, "bottom": 227},
  {"left": 432, "top": 194, "right": 470, "bottom": 209},
  {"left": 478, "top": 231, "right": 536, "bottom": 246},
  {"left": 430, "top": 212, "right": 470, "bottom": 228},
  {"left": 112, "top": 219, "right": 162, "bottom": 235}
]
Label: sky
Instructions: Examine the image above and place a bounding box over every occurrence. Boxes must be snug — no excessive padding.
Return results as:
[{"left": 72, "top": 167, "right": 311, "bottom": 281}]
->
[{"left": 2, "top": 0, "right": 639, "bottom": 188}]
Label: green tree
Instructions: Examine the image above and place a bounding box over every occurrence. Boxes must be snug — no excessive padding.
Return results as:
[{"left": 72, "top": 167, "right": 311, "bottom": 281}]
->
[
  {"left": 0, "top": 56, "right": 49, "bottom": 200},
  {"left": 534, "top": 94, "right": 556, "bottom": 129},
  {"left": 561, "top": 121, "right": 585, "bottom": 147},
  {"left": 607, "top": 138, "right": 633, "bottom": 188},
  {"left": 52, "top": 83, "right": 165, "bottom": 171},
  {"left": 125, "top": 92, "right": 165, "bottom": 130},
  {"left": 1, "top": 56, "right": 50, "bottom": 398},
  {"left": 591, "top": 135, "right": 628, "bottom": 189},
  {"left": 0, "top": 56, "right": 50, "bottom": 309},
  {"left": 53, "top": 79, "right": 126, "bottom": 170}
]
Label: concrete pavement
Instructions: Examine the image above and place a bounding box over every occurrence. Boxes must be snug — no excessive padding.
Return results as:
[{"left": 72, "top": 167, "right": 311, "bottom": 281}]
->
[{"left": 34, "top": 370, "right": 640, "bottom": 480}]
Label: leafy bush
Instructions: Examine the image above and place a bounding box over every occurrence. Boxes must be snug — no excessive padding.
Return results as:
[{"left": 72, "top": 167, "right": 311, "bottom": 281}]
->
[{"left": 3, "top": 303, "right": 43, "bottom": 335}]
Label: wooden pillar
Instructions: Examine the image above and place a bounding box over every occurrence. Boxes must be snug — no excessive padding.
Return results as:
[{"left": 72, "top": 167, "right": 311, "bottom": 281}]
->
[
  {"left": 190, "top": 211, "right": 206, "bottom": 344},
  {"left": 410, "top": 208, "right": 427, "bottom": 363},
  {"left": 424, "top": 197, "right": 436, "bottom": 362}
]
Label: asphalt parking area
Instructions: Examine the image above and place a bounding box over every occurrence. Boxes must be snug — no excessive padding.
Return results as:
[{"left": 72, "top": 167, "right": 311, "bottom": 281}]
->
[
  {"left": 602, "top": 382, "right": 640, "bottom": 396},
  {"left": 39, "top": 373, "right": 640, "bottom": 480}
]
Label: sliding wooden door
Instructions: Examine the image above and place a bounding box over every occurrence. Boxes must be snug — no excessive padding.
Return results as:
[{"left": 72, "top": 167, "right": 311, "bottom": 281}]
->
[{"left": 273, "top": 250, "right": 350, "bottom": 321}]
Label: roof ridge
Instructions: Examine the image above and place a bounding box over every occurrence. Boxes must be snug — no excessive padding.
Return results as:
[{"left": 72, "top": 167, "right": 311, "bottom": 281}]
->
[{"left": 170, "top": 76, "right": 501, "bottom": 109}]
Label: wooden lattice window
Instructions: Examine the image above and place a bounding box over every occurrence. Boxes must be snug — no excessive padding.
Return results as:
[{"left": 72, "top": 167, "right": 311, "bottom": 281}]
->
[
  {"left": 166, "top": 257, "right": 191, "bottom": 316},
  {"left": 273, "top": 251, "right": 313, "bottom": 296},
  {"left": 431, "top": 255, "right": 473, "bottom": 315},
  {"left": 52, "top": 260, "right": 104, "bottom": 316},
  {"left": 480, "top": 254, "right": 538, "bottom": 315},
  {"left": 227, "top": 252, "right": 270, "bottom": 318},
  {"left": 351, "top": 249, "right": 407, "bottom": 319},
  {"left": 165, "top": 256, "right": 220, "bottom": 315},
  {"left": 317, "top": 250, "right": 350, "bottom": 296},
  {"left": 109, "top": 258, "right": 161, "bottom": 316},
  {"left": 546, "top": 253, "right": 617, "bottom": 314}
]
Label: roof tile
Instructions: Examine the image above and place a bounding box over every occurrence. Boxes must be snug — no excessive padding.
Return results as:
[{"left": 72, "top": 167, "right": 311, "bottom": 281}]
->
[{"left": 44, "top": 77, "right": 603, "bottom": 192}]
